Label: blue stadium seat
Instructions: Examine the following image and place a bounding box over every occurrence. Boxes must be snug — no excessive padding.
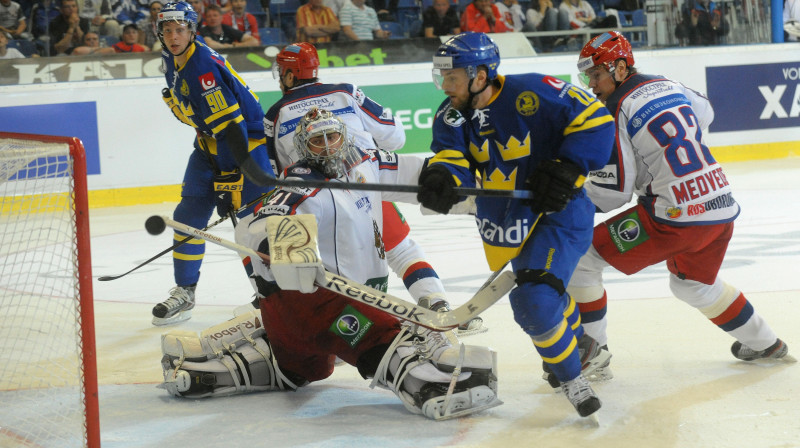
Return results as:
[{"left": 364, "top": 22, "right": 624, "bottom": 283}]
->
[
  {"left": 101, "top": 35, "right": 119, "bottom": 48},
  {"left": 380, "top": 21, "right": 405, "bottom": 39},
  {"left": 251, "top": 11, "right": 268, "bottom": 28},
  {"left": 246, "top": 0, "right": 265, "bottom": 13},
  {"left": 269, "top": 0, "right": 300, "bottom": 16},
  {"left": 8, "top": 39, "right": 36, "bottom": 57},
  {"left": 632, "top": 8, "right": 646, "bottom": 26},
  {"left": 259, "top": 27, "right": 286, "bottom": 45}
]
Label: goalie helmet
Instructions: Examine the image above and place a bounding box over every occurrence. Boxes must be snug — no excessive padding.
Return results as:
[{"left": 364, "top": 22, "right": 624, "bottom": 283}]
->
[
  {"left": 577, "top": 31, "right": 634, "bottom": 74},
  {"left": 157, "top": 1, "right": 199, "bottom": 35},
  {"left": 293, "top": 108, "right": 361, "bottom": 179},
  {"left": 432, "top": 32, "right": 500, "bottom": 89},
  {"left": 273, "top": 42, "right": 320, "bottom": 80}
]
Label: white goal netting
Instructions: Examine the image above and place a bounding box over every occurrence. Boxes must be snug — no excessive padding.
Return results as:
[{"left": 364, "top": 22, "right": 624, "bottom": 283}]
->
[{"left": 0, "top": 135, "right": 99, "bottom": 448}]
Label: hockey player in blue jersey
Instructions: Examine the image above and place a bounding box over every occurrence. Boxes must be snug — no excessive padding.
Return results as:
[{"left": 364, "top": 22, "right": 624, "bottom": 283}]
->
[
  {"left": 416, "top": 32, "right": 615, "bottom": 418},
  {"left": 153, "top": 1, "right": 275, "bottom": 326}
]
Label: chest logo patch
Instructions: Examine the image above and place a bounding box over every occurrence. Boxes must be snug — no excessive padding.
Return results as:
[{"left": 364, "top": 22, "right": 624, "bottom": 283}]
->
[
  {"left": 515, "top": 91, "right": 540, "bottom": 116},
  {"left": 198, "top": 72, "right": 216, "bottom": 91}
]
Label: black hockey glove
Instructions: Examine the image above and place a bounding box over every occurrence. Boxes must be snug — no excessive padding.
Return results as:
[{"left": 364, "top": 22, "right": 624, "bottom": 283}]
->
[
  {"left": 417, "top": 163, "right": 458, "bottom": 214},
  {"left": 213, "top": 172, "right": 244, "bottom": 217},
  {"left": 525, "top": 159, "right": 586, "bottom": 214}
]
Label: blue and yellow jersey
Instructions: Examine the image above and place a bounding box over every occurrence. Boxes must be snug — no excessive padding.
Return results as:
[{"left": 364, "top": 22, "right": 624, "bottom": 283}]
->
[
  {"left": 163, "top": 39, "right": 272, "bottom": 175},
  {"left": 429, "top": 73, "right": 614, "bottom": 269}
]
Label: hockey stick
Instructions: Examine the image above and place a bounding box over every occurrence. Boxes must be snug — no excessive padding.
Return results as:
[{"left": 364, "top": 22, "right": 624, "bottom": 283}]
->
[
  {"left": 145, "top": 215, "right": 517, "bottom": 330},
  {"left": 97, "top": 191, "right": 271, "bottom": 281},
  {"left": 224, "top": 122, "right": 535, "bottom": 200}
]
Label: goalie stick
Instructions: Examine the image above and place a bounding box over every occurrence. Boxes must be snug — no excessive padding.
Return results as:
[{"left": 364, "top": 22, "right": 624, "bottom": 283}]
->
[
  {"left": 146, "top": 215, "right": 517, "bottom": 330},
  {"left": 223, "top": 121, "right": 535, "bottom": 200}
]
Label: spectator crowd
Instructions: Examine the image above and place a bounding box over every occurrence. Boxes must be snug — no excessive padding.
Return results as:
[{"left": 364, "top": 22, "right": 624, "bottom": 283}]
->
[{"left": 0, "top": 0, "right": 765, "bottom": 60}]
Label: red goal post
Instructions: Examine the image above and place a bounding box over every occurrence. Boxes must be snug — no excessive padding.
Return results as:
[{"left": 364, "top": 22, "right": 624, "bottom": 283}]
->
[{"left": 0, "top": 132, "right": 100, "bottom": 447}]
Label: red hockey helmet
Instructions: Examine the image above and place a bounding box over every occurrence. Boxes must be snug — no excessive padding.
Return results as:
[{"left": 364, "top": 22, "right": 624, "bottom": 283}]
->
[
  {"left": 577, "top": 31, "right": 634, "bottom": 74},
  {"left": 273, "top": 42, "right": 320, "bottom": 80}
]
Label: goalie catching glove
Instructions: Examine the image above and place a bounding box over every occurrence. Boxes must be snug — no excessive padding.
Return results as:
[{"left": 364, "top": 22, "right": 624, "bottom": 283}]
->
[
  {"left": 525, "top": 159, "right": 586, "bottom": 214},
  {"left": 213, "top": 172, "right": 244, "bottom": 218}
]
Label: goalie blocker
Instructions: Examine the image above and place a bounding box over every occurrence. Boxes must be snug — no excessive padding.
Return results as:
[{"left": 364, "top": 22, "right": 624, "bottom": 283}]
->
[{"left": 160, "top": 310, "right": 502, "bottom": 420}]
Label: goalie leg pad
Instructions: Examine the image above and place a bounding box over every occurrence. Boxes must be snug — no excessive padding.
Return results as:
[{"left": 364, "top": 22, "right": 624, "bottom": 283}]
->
[
  {"left": 160, "top": 310, "right": 298, "bottom": 397},
  {"left": 162, "top": 338, "right": 279, "bottom": 398},
  {"left": 371, "top": 325, "right": 502, "bottom": 420}
]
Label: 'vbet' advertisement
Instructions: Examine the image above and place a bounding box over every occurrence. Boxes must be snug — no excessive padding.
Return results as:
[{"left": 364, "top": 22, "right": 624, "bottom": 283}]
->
[{"left": 706, "top": 62, "right": 800, "bottom": 132}]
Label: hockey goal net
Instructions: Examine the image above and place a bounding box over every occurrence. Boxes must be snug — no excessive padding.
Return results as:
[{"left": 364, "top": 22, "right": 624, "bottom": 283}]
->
[{"left": 0, "top": 133, "right": 100, "bottom": 448}]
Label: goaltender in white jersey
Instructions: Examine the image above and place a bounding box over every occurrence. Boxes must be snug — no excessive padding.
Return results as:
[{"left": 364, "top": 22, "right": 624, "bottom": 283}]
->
[
  {"left": 264, "top": 42, "right": 485, "bottom": 334},
  {"left": 158, "top": 108, "right": 501, "bottom": 420}
]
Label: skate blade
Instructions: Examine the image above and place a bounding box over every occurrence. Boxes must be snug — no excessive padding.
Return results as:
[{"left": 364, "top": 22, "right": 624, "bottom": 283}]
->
[
  {"left": 433, "top": 398, "right": 503, "bottom": 421},
  {"left": 779, "top": 354, "right": 797, "bottom": 363},
  {"left": 455, "top": 326, "right": 489, "bottom": 337},
  {"left": 152, "top": 310, "right": 192, "bottom": 326},
  {"left": 582, "top": 349, "right": 612, "bottom": 378},
  {"left": 587, "top": 413, "right": 600, "bottom": 426}
]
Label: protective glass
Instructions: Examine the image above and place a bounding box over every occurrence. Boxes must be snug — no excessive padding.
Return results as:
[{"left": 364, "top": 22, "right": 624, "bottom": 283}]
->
[
  {"left": 578, "top": 67, "right": 613, "bottom": 88},
  {"left": 432, "top": 69, "right": 444, "bottom": 90}
]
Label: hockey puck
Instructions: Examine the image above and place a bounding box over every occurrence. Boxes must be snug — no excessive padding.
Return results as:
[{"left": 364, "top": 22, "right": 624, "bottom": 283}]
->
[{"left": 145, "top": 215, "right": 167, "bottom": 235}]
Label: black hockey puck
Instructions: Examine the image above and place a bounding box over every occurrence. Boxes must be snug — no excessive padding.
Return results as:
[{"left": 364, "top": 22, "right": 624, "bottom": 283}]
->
[{"left": 145, "top": 215, "right": 167, "bottom": 235}]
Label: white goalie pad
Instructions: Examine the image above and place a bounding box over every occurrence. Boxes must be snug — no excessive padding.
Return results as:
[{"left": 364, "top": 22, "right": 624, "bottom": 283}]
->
[
  {"left": 371, "top": 325, "right": 502, "bottom": 420},
  {"left": 160, "top": 310, "right": 297, "bottom": 398},
  {"left": 265, "top": 214, "right": 326, "bottom": 293}
]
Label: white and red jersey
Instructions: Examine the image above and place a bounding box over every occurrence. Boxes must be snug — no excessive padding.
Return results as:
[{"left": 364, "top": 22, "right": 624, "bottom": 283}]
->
[
  {"left": 586, "top": 74, "right": 739, "bottom": 226},
  {"left": 264, "top": 82, "right": 406, "bottom": 173},
  {"left": 236, "top": 148, "right": 422, "bottom": 292}
]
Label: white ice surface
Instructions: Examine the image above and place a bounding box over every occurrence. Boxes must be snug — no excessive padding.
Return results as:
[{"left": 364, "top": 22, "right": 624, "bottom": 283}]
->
[{"left": 4, "top": 158, "right": 800, "bottom": 448}]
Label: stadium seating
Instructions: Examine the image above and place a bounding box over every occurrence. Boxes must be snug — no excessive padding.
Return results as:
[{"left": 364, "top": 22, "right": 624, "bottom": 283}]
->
[
  {"left": 380, "top": 21, "right": 405, "bottom": 39},
  {"left": 259, "top": 27, "right": 287, "bottom": 45}
]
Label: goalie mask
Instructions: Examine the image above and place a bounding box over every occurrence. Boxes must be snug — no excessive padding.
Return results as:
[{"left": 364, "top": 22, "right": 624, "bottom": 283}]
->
[{"left": 294, "top": 108, "right": 361, "bottom": 179}]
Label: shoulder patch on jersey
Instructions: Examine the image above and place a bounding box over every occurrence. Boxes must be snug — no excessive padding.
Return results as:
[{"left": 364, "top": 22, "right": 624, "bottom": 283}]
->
[
  {"left": 376, "top": 149, "right": 397, "bottom": 163},
  {"left": 515, "top": 91, "right": 540, "bottom": 116},
  {"left": 542, "top": 75, "right": 566, "bottom": 91},
  {"left": 354, "top": 88, "right": 366, "bottom": 106},
  {"left": 443, "top": 106, "right": 466, "bottom": 127},
  {"left": 258, "top": 204, "right": 291, "bottom": 216},
  {"left": 289, "top": 167, "right": 311, "bottom": 175},
  {"left": 198, "top": 72, "right": 216, "bottom": 91},
  {"left": 264, "top": 119, "right": 274, "bottom": 137}
]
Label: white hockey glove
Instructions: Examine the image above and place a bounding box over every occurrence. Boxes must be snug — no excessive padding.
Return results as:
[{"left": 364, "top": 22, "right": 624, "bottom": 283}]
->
[{"left": 265, "top": 214, "right": 326, "bottom": 293}]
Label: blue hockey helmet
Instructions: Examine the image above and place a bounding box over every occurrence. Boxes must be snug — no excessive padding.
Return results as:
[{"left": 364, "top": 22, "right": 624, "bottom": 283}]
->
[
  {"left": 432, "top": 32, "right": 500, "bottom": 89},
  {"left": 157, "top": 1, "right": 199, "bottom": 34}
]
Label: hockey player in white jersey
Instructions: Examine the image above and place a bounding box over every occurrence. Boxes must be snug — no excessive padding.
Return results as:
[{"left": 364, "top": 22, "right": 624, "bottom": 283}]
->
[
  {"left": 158, "top": 108, "right": 502, "bottom": 420},
  {"left": 264, "top": 42, "right": 484, "bottom": 335},
  {"left": 570, "top": 31, "right": 791, "bottom": 375}
]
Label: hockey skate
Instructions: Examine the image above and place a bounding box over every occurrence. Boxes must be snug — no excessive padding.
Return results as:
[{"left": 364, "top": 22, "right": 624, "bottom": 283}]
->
[
  {"left": 418, "top": 297, "right": 488, "bottom": 337},
  {"left": 542, "top": 336, "right": 612, "bottom": 388},
  {"left": 561, "top": 375, "right": 601, "bottom": 418},
  {"left": 731, "top": 339, "right": 795, "bottom": 362},
  {"left": 152, "top": 285, "right": 196, "bottom": 326},
  {"left": 372, "top": 324, "right": 502, "bottom": 420}
]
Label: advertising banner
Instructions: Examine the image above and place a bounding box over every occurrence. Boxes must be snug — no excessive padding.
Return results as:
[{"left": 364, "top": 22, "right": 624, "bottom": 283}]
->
[
  {"left": 0, "top": 39, "right": 442, "bottom": 86},
  {"left": 706, "top": 62, "right": 800, "bottom": 132}
]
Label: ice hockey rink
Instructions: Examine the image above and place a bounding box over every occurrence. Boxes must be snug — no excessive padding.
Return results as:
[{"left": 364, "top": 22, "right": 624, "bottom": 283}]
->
[{"left": 7, "top": 157, "right": 800, "bottom": 448}]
